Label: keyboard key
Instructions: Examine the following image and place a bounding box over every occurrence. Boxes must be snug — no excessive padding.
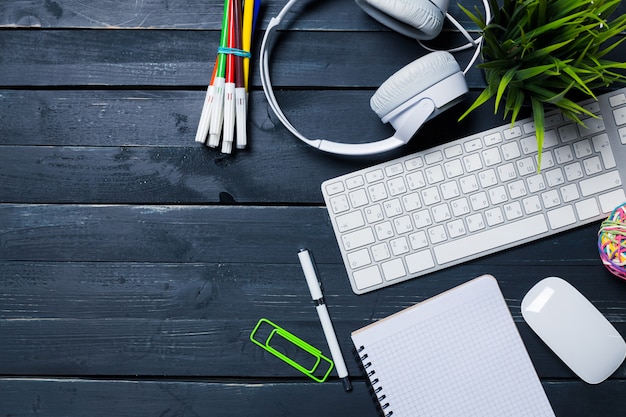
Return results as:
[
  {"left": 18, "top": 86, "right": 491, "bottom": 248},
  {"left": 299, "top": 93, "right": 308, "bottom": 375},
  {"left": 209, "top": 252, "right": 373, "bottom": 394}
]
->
[
  {"left": 463, "top": 153, "right": 482, "bottom": 172},
  {"left": 405, "top": 156, "right": 423, "bottom": 170},
  {"left": 445, "top": 144, "right": 463, "bottom": 158},
  {"left": 406, "top": 250, "right": 435, "bottom": 274},
  {"left": 466, "top": 213, "right": 485, "bottom": 232},
  {"left": 583, "top": 156, "right": 602, "bottom": 176},
  {"left": 425, "top": 150, "right": 443, "bottom": 164},
  {"left": 573, "top": 139, "right": 592, "bottom": 158},
  {"left": 446, "top": 219, "right": 466, "bottom": 238},
  {"left": 485, "top": 207, "right": 504, "bottom": 226},
  {"left": 579, "top": 117, "right": 605, "bottom": 136},
  {"left": 451, "top": 197, "right": 470, "bottom": 217},
  {"left": 330, "top": 195, "right": 350, "bottom": 213},
  {"left": 501, "top": 141, "right": 521, "bottom": 160},
  {"left": 325, "top": 181, "right": 344, "bottom": 195},
  {"left": 368, "top": 183, "right": 388, "bottom": 202},
  {"left": 613, "top": 106, "right": 626, "bottom": 125},
  {"left": 371, "top": 243, "right": 391, "bottom": 261},
  {"left": 434, "top": 215, "right": 548, "bottom": 264},
  {"left": 444, "top": 159, "right": 464, "bottom": 178},
  {"left": 554, "top": 145, "right": 573, "bottom": 164},
  {"left": 520, "top": 136, "right": 539, "bottom": 154},
  {"left": 484, "top": 132, "right": 503, "bottom": 146},
  {"left": 478, "top": 169, "right": 498, "bottom": 188},
  {"left": 483, "top": 147, "right": 502, "bottom": 166},
  {"left": 599, "top": 189, "right": 626, "bottom": 212},
  {"left": 347, "top": 249, "right": 371, "bottom": 269},
  {"left": 385, "top": 163, "right": 404, "bottom": 177},
  {"left": 412, "top": 210, "right": 433, "bottom": 228},
  {"left": 575, "top": 198, "right": 600, "bottom": 220},
  {"left": 353, "top": 265, "right": 383, "bottom": 290},
  {"left": 497, "top": 162, "right": 517, "bottom": 182},
  {"left": 545, "top": 168, "right": 565, "bottom": 187},
  {"left": 564, "top": 162, "right": 583, "bottom": 181},
  {"left": 517, "top": 157, "right": 536, "bottom": 175},
  {"left": 579, "top": 171, "right": 622, "bottom": 196},
  {"left": 409, "top": 231, "right": 428, "bottom": 250},
  {"left": 592, "top": 134, "right": 616, "bottom": 169},
  {"left": 425, "top": 166, "right": 445, "bottom": 184},
  {"left": 441, "top": 181, "right": 460, "bottom": 199},
  {"left": 560, "top": 184, "right": 579, "bottom": 203},
  {"left": 407, "top": 171, "right": 426, "bottom": 189},
  {"left": 428, "top": 225, "right": 447, "bottom": 244},
  {"left": 508, "top": 180, "right": 527, "bottom": 199},
  {"left": 365, "top": 169, "right": 384, "bottom": 183},
  {"left": 547, "top": 206, "right": 576, "bottom": 229},
  {"left": 381, "top": 258, "right": 406, "bottom": 281},
  {"left": 545, "top": 113, "right": 563, "bottom": 128},
  {"left": 609, "top": 93, "right": 626, "bottom": 107},
  {"left": 390, "top": 237, "right": 410, "bottom": 256},
  {"left": 504, "top": 201, "right": 523, "bottom": 220},
  {"left": 387, "top": 177, "right": 407, "bottom": 196},
  {"left": 364, "top": 204, "right": 384, "bottom": 223},
  {"left": 393, "top": 215, "right": 413, "bottom": 234},
  {"left": 402, "top": 192, "right": 422, "bottom": 211},
  {"left": 349, "top": 189, "right": 369, "bottom": 208},
  {"left": 421, "top": 187, "right": 441, "bottom": 206},
  {"left": 459, "top": 175, "right": 479, "bottom": 193},
  {"left": 541, "top": 189, "right": 561, "bottom": 209},
  {"left": 375, "top": 221, "right": 394, "bottom": 240},
  {"left": 432, "top": 203, "right": 451, "bottom": 222},
  {"left": 527, "top": 174, "right": 546, "bottom": 193},
  {"left": 346, "top": 175, "right": 364, "bottom": 189},
  {"left": 523, "top": 195, "right": 542, "bottom": 214},
  {"left": 336, "top": 211, "right": 365, "bottom": 232},
  {"left": 503, "top": 125, "right": 523, "bottom": 140},
  {"left": 342, "top": 228, "right": 375, "bottom": 250},
  {"left": 464, "top": 138, "right": 482, "bottom": 152},
  {"left": 558, "top": 124, "right": 578, "bottom": 142},
  {"left": 583, "top": 101, "right": 601, "bottom": 114},
  {"left": 383, "top": 199, "right": 403, "bottom": 217}
]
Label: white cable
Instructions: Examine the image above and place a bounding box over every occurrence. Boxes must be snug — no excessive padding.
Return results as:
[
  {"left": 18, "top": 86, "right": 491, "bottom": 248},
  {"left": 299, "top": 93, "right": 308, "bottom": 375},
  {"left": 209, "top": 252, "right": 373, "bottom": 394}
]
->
[{"left": 418, "top": 0, "right": 492, "bottom": 74}]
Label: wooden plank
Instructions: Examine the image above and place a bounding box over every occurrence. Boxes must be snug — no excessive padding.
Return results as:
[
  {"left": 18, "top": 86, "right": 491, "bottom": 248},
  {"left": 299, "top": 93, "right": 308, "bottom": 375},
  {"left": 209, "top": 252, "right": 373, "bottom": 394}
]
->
[
  {"left": 0, "top": 30, "right": 485, "bottom": 87},
  {"left": 1, "top": 256, "right": 624, "bottom": 377},
  {"left": 0, "top": 204, "right": 606, "bottom": 264},
  {"left": 2, "top": 378, "right": 626, "bottom": 417},
  {"left": 0, "top": 0, "right": 479, "bottom": 30},
  {"left": 0, "top": 89, "right": 530, "bottom": 204},
  {"left": 0, "top": 89, "right": 505, "bottom": 146},
  {"left": 0, "top": 379, "right": 380, "bottom": 417}
]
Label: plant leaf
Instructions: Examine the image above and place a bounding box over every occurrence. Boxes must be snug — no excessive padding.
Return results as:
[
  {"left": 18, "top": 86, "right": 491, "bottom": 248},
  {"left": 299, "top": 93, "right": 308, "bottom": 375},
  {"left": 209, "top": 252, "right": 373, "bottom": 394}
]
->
[
  {"left": 531, "top": 96, "right": 546, "bottom": 171},
  {"left": 496, "top": 67, "right": 519, "bottom": 112},
  {"left": 458, "top": 84, "right": 498, "bottom": 121}
]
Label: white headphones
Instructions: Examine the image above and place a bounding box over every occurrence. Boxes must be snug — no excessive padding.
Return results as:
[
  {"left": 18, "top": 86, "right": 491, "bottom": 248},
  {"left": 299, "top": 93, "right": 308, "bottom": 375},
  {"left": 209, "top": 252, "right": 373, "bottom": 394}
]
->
[{"left": 260, "top": 0, "right": 481, "bottom": 156}]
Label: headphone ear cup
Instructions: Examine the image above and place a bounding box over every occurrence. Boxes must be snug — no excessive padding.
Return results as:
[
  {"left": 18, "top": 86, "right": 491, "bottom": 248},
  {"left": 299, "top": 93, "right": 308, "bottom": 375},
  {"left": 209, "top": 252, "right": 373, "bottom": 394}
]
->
[
  {"left": 370, "top": 51, "right": 462, "bottom": 120},
  {"left": 355, "top": 0, "right": 447, "bottom": 40}
]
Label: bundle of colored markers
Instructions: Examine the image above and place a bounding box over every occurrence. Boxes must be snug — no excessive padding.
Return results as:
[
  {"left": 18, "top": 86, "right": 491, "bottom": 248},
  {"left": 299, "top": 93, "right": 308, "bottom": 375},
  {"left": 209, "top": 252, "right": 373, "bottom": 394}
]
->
[{"left": 194, "top": 0, "right": 259, "bottom": 153}]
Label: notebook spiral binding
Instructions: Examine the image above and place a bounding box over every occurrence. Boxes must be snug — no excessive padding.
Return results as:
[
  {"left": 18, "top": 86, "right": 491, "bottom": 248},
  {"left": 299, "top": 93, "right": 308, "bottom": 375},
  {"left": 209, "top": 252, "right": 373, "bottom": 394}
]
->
[{"left": 358, "top": 346, "right": 393, "bottom": 417}]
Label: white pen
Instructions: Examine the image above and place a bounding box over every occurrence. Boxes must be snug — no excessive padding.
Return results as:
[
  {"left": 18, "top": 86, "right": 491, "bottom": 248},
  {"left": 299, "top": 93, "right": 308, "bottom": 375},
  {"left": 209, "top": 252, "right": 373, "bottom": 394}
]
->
[{"left": 298, "top": 248, "right": 352, "bottom": 391}]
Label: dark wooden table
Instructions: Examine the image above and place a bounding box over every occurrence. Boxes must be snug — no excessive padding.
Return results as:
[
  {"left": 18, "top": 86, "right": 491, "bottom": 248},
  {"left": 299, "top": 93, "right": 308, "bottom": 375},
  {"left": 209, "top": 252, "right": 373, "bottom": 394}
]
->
[{"left": 2, "top": 1, "right": 626, "bottom": 416}]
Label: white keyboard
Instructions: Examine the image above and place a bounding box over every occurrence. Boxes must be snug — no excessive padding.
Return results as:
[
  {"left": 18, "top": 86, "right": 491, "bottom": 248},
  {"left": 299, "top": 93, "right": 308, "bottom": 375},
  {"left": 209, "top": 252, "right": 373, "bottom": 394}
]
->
[{"left": 322, "top": 87, "right": 626, "bottom": 294}]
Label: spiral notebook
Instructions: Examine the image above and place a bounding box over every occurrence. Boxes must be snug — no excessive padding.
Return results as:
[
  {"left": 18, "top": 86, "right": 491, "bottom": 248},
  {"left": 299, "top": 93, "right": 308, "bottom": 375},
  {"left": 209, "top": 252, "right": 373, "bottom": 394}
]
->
[{"left": 351, "top": 275, "right": 555, "bottom": 417}]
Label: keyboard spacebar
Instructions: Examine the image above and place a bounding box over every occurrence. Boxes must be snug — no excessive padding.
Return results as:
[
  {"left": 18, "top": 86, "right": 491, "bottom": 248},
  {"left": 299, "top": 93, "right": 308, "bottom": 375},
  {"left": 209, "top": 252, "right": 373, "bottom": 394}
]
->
[{"left": 433, "top": 214, "right": 549, "bottom": 265}]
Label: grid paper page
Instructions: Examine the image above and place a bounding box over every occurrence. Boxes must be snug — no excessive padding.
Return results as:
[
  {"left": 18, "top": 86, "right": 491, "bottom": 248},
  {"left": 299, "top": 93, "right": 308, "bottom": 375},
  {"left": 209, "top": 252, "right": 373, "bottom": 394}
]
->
[{"left": 352, "top": 275, "right": 555, "bottom": 417}]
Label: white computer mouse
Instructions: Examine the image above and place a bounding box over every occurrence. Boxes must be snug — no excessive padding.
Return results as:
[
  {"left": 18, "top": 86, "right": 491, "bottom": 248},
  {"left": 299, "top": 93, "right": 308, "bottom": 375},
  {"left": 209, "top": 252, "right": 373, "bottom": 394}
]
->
[{"left": 521, "top": 277, "right": 626, "bottom": 384}]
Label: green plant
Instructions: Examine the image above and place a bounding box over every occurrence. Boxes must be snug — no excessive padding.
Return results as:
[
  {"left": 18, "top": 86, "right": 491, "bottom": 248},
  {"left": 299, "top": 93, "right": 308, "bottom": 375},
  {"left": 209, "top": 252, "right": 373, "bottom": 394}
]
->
[{"left": 459, "top": 0, "right": 626, "bottom": 166}]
